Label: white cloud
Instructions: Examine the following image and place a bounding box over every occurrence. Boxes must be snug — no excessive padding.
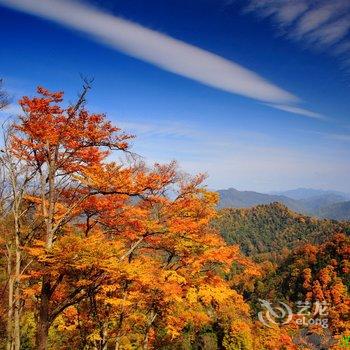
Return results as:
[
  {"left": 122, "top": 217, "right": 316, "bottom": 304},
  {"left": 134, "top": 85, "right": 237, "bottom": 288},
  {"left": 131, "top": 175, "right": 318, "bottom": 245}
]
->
[
  {"left": 0, "top": 0, "right": 298, "bottom": 104},
  {"left": 0, "top": 0, "right": 328, "bottom": 120},
  {"left": 266, "top": 104, "right": 327, "bottom": 120},
  {"left": 245, "top": 0, "right": 309, "bottom": 24},
  {"left": 242, "top": 0, "right": 350, "bottom": 67},
  {"left": 294, "top": 2, "right": 341, "bottom": 37},
  {"left": 306, "top": 16, "right": 350, "bottom": 46},
  {"left": 275, "top": 2, "right": 309, "bottom": 25}
]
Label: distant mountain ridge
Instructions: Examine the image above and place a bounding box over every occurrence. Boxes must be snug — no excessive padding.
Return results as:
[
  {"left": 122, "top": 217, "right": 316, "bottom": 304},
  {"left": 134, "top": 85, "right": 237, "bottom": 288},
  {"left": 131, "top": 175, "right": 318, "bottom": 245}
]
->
[
  {"left": 270, "top": 188, "right": 350, "bottom": 200},
  {"left": 297, "top": 193, "right": 347, "bottom": 213},
  {"left": 217, "top": 188, "right": 301, "bottom": 211},
  {"left": 318, "top": 201, "right": 350, "bottom": 221},
  {"left": 217, "top": 187, "right": 350, "bottom": 220}
]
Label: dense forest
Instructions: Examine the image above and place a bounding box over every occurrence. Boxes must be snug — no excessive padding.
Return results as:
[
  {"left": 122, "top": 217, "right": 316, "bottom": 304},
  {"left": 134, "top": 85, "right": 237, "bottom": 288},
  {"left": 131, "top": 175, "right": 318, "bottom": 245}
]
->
[
  {"left": 214, "top": 203, "right": 350, "bottom": 261},
  {"left": 214, "top": 204, "right": 349, "bottom": 347},
  {"left": 0, "top": 83, "right": 349, "bottom": 349}
]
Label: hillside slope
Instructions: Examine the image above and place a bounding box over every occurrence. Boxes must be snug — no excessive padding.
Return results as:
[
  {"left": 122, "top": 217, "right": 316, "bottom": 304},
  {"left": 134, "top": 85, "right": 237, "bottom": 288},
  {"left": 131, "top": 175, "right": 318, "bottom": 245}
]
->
[
  {"left": 318, "top": 200, "right": 350, "bottom": 220},
  {"left": 213, "top": 202, "right": 350, "bottom": 261}
]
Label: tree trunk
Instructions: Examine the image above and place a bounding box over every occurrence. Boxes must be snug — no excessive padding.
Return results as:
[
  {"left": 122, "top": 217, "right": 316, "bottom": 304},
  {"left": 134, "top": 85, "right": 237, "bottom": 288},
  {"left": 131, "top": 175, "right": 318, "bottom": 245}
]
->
[
  {"left": 114, "top": 337, "right": 121, "bottom": 350},
  {"left": 14, "top": 218, "right": 21, "bottom": 350},
  {"left": 7, "top": 147, "right": 23, "bottom": 350},
  {"left": 101, "top": 326, "right": 108, "bottom": 350},
  {"left": 36, "top": 276, "right": 51, "bottom": 350},
  {"left": 7, "top": 247, "right": 14, "bottom": 350},
  {"left": 36, "top": 320, "right": 50, "bottom": 350},
  {"left": 142, "top": 311, "right": 156, "bottom": 350},
  {"left": 35, "top": 166, "right": 54, "bottom": 350}
]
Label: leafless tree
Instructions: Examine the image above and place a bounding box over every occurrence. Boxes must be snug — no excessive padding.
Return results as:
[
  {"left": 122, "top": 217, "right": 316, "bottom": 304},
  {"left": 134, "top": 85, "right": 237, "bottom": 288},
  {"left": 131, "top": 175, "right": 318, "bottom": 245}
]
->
[
  {"left": 1, "top": 122, "right": 38, "bottom": 350},
  {"left": 0, "top": 79, "right": 10, "bottom": 111}
]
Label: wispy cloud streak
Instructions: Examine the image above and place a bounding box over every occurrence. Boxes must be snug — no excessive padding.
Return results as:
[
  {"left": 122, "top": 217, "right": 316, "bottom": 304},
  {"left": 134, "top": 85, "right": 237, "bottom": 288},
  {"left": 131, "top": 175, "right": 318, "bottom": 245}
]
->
[
  {"left": 268, "top": 104, "right": 327, "bottom": 120},
  {"left": 0, "top": 0, "right": 324, "bottom": 119},
  {"left": 242, "top": 0, "right": 350, "bottom": 67},
  {"left": 0, "top": 0, "right": 297, "bottom": 104}
]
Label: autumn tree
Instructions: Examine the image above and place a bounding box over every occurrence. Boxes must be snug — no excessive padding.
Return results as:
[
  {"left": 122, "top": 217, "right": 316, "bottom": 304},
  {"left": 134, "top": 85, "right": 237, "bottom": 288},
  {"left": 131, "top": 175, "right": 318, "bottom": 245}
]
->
[
  {"left": 0, "top": 84, "right": 257, "bottom": 350},
  {"left": 9, "top": 82, "right": 139, "bottom": 349},
  {"left": 285, "top": 233, "right": 350, "bottom": 334}
]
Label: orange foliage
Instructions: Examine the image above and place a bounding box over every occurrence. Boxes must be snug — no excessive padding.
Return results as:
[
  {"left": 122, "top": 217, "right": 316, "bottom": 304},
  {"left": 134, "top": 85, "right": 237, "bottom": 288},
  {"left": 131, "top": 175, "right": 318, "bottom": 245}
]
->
[{"left": 5, "top": 86, "right": 256, "bottom": 349}]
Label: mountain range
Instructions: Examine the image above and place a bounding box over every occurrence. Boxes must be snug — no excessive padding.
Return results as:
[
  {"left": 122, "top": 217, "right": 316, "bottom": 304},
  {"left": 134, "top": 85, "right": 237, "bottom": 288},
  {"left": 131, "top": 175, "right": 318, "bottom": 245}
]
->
[
  {"left": 270, "top": 188, "right": 350, "bottom": 200},
  {"left": 217, "top": 187, "right": 350, "bottom": 220}
]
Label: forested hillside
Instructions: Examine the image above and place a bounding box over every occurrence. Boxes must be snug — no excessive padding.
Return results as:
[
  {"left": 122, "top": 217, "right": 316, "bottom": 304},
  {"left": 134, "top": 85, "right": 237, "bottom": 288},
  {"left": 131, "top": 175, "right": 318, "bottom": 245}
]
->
[
  {"left": 244, "top": 233, "right": 350, "bottom": 348},
  {"left": 214, "top": 203, "right": 349, "bottom": 349},
  {"left": 214, "top": 202, "right": 350, "bottom": 261}
]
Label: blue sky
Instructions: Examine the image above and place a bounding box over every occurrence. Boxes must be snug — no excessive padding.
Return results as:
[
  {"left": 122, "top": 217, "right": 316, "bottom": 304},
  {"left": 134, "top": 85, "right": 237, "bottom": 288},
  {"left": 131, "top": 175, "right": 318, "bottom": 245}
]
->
[{"left": 0, "top": 0, "right": 350, "bottom": 192}]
